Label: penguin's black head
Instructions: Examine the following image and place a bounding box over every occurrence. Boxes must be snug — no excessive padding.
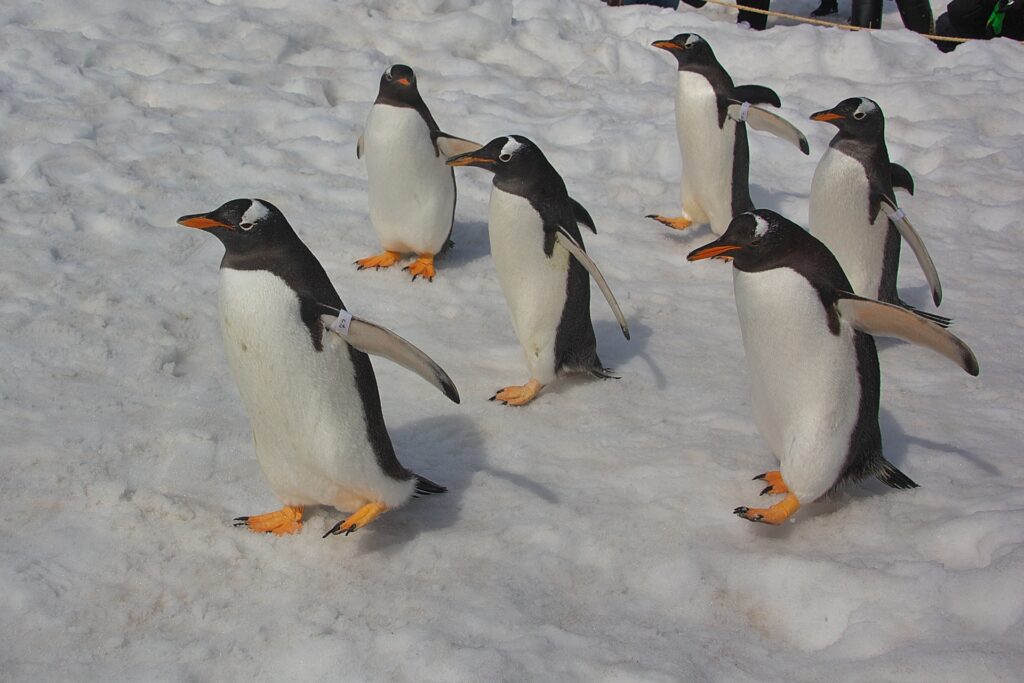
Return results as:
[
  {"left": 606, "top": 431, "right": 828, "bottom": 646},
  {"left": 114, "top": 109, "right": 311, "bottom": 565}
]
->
[
  {"left": 445, "top": 134, "right": 546, "bottom": 181},
  {"left": 652, "top": 33, "right": 716, "bottom": 68},
  {"left": 177, "top": 198, "right": 291, "bottom": 252},
  {"left": 810, "top": 97, "right": 884, "bottom": 138},
  {"left": 376, "top": 64, "right": 420, "bottom": 103},
  {"left": 687, "top": 210, "right": 803, "bottom": 270}
]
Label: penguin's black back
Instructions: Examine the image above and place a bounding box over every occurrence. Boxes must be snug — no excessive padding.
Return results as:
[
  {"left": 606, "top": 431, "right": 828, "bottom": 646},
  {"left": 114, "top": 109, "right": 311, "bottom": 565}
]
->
[
  {"left": 735, "top": 216, "right": 916, "bottom": 493},
  {"left": 493, "top": 149, "right": 602, "bottom": 376},
  {"left": 222, "top": 225, "right": 414, "bottom": 484}
]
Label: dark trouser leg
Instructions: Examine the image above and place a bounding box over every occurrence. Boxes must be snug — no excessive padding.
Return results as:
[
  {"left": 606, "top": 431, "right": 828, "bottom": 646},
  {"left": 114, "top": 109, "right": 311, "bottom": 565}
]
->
[
  {"left": 851, "top": 0, "right": 882, "bottom": 27},
  {"left": 895, "top": 0, "right": 935, "bottom": 32},
  {"left": 738, "top": 0, "right": 770, "bottom": 29}
]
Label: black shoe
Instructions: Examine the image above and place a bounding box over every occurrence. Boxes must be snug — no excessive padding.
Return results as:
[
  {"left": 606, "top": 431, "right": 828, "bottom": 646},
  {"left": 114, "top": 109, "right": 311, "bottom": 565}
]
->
[{"left": 811, "top": 0, "right": 839, "bottom": 16}]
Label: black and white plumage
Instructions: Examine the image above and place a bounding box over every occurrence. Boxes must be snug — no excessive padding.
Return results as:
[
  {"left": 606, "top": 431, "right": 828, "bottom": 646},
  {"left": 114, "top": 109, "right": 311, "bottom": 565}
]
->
[
  {"left": 356, "top": 64, "right": 479, "bottom": 281},
  {"left": 178, "top": 199, "right": 457, "bottom": 536},
  {"left": 447, "top": 136, "right": 629, "bottom": 406},
  {"left": 687, "top": 210, "right": 978, "bottom": 525},
  {"left": 810, "top": 97, "right": 944, "bottom": 313},
  {"left": 648, "top": 33, "right": 808, "bottom": 237}
]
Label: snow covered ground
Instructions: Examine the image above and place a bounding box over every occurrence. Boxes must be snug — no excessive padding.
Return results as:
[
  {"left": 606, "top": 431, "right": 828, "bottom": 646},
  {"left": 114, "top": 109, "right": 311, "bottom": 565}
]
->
[{"left": 1, "top": 0, "right": 1022, "bottom": 679}]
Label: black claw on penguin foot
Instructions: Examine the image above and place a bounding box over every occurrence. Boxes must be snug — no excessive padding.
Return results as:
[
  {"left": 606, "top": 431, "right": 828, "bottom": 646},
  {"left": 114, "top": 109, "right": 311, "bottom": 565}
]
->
[
  {"left": 753, "top": 472, "right": 768, "bottom": 481},
  {"left": 233, "top": 516, "right": 249, "bottom": 527},
  {"left": 323, "top": 521, "right": 358, "bottom": 538},
  {"left": 734, "top": 506, "right": 763, "bottom": 522},
  {"left": 760, "top": 485, "right": 773, "bottom": 496}
]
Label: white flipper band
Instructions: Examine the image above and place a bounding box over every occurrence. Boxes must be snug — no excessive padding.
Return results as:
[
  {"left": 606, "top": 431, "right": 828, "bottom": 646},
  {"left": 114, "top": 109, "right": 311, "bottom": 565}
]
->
[
  {"left": 329, "top": 308, "right": 353, "bottom": 335},
  {"left": 554, "top": 230, "right": 630, "bottom": 340},
  {"left": 727, "top": 101, "right": 810, "bottom": 155},
  {"left": 880, "top": 196, "right": 942, "bottom": 307},
  {"left": 836, "top": 297, "right": 978, "bottom": 375},
  {"left": 320, "top": 309, "right": 460, "bottom": 403}
]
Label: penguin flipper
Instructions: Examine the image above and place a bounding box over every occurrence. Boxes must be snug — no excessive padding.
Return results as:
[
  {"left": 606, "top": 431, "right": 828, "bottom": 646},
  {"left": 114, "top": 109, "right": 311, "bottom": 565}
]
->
[
  {"left": 876, "top": 194, "right": 942, "bottom": 306},
  {"left": 319, "top": 307, "right": 461, "bottom": 403},
  {"left": 890, "top": 163, "right": 915, "bottom": 195},
  {"left": 727, "top": 101, "right": 810, "bottom": 155},
  {"left": 732, "top": 85, "right": 781, "bottom": 108},
  {"left": 432, "top": 131, "right": 482, "bottom": 159},
  {"left": 835, "top": 294, "right": 978, "bottom": 375},
  {"left": 569, "top": 197, "right": 597, "bottom": 234},
  {"left": 553, "top": 228, "right": 630, "bottom": 341},
  {"left": 357, "top": 134, "right": 363, "bottom": 160}
]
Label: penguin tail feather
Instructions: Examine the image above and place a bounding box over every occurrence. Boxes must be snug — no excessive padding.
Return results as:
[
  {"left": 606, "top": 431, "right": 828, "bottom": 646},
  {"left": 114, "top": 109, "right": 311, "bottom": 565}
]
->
[
  {"left": 414, "top": 476, "right": 447, "bottom": 497},
  {"left": 899, "top": 299, "right": 951, "bottom": 328},
  {"left": 875, "top": 459, "right": 920, "bottom": 490},
  {"left": 590, "top": 366, "right": 620, "bottom": 380}
]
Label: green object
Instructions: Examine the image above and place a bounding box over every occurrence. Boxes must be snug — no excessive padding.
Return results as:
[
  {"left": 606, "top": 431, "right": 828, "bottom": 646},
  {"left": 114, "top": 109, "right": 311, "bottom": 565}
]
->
[{"left": 987, "top": 0, "right": 1007, "bottom": 35}]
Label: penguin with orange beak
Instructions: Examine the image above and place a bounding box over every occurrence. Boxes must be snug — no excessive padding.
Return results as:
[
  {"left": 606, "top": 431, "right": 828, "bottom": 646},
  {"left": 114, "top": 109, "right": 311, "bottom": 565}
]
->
[
  {"left": 178, "top": 198, "right": 458, "bottom": 537},
  {"left": 447, "top": 136, "right": 629, "bottom": 406},
  {"left": 688, "top": 209, "right": 978, "bottom": 524}
]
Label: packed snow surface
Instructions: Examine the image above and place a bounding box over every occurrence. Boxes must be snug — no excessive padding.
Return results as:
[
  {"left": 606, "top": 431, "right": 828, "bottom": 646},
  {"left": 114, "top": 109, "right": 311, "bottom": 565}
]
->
[{"left": 2, "top": 0, "right": 1022, "bottom": 680}]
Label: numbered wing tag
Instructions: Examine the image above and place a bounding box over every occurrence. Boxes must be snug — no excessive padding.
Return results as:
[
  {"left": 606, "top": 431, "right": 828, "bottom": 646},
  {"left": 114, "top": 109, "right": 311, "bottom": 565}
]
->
[
  {"left": 320, "top": 308, "right": 460, "bottom": 403},
  {"left": 728, "top": 101, "right": 810, "bottom": 155},
  {"left": 879, "top": 196, "right": 942, "bottom": 307}
]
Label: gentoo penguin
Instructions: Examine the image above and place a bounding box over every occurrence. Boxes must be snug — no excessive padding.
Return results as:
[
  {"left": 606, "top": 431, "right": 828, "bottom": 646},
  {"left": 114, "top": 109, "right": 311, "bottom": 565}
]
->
[
  {"left": 647, "top": 34, "right": 809, "bottom": 236},
  {"left": 810, "top": 97, "right": 944, "bottom": 312},
  {"left": 687, "top": 209, "right": 978, "bottom": 525},
  {"left": 446, "top": 136, "right": 630, "bottom": 406},
  {"left": 355, "top": 64, "right": 480, "bottom": 281},
  {"left": 177, "top": 199, "right": 460, "bottom": 537}
]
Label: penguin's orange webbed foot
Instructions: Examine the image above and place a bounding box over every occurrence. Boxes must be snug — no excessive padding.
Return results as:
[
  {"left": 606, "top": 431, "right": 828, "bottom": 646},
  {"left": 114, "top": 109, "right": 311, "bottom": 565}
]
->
[
  {"left": 355, "top": 251, "right": 402, "bottom": 271},
  {"left": 402, "top": 254, "right": 435, "bottom": 282},
  {"left": 646, "top": 214, "right": 693, "bottom": 231},
  {"left": 323, "top": 502, "right": 388, "bottom": 538},
  {"left": 490, "top": 378, "right": 543, "bottom": 406},
  {"left": 753, "top": 470, "right": 790, "bottom": 496},
  {"left": 234, "top": 505, "right": 304, "bottom": 535},
  {"left": 734, "top": 493, "right": 800, "bottom": 525}
]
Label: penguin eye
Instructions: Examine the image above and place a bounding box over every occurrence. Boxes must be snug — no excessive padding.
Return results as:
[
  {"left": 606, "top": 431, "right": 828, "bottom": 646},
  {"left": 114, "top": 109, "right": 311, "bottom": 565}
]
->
[
  {"left": 853, "top": 111, "right": 866, "bottom": 120},
  {"left": 384, "top": 73, "right": 393, "bottom": 82},
  {"left": 498, "top": 153, "right": 512, "bottom": 162},
  {"left": 240, "top": 222, "right": 254, "bottom": 231},
  {"left": 748, "top": 238, "right": 762, "bottom": 247}
]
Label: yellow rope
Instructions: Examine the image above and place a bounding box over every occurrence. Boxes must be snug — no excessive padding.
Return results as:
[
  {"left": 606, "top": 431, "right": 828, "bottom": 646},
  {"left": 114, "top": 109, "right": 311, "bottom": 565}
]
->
[{"left": 695, "top": 0, "right": 983, "bottom": 43}]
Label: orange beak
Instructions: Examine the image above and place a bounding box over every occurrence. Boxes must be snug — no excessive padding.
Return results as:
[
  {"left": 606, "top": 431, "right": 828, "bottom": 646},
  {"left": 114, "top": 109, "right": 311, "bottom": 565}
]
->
[
  {"left": 811, "top": 111, "right": 844, "bottom": 122},
  {"left": 396, "top": 77, "right": 411, "bottom": 86},
  {"left": 652, "top": 40, "right": 679, "bottom": 51},
  {"left": 686, "top": 244, "right": 741, "bottom": 262},
  {"left": 177, "top": 215, "right": 231, "bottom": 230},
  {"left": 445, "top": 154, "right": 495, "bottom": 167}
]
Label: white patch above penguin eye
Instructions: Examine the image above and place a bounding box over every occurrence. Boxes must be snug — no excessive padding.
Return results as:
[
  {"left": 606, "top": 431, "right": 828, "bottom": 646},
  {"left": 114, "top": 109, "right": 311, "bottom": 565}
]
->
[
  {"left": 684, "top": 34, "right": 702, "bottom": 48},
  {"left": 384, "top": 66, "right": 393, "bottom": 82},
  {"left": 853, "top": 99, "right": 876, "bottom": 120},
  {"left": 499, "top": 137, "right": 523, "bottom": 162},
  {"left": 753, "top": 215, "right": 770, "bottom": 238},
  {"left": 240, "top": 199, "right": 269, "bottom": 229}
]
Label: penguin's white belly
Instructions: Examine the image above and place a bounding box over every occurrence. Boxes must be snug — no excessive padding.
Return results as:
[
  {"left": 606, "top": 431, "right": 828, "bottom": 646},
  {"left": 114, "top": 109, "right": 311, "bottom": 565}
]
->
[
  {"left": 218, "top": 269, "right": 414, "bottom": 511},
  {"left": 488, "top": 187, "right": 570, "bottom": 384},
  {"left": 364, "top": 104, "right": 454, "bottom": 255},
  {"left": 809, "top": 149, "right": 888, "bottom": 299},
  {"left": 733, "top": 267, "right": 861, "bottom": 503},
  {"left": 675, "top": 72, "right": 737, "bottom": 235}
]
